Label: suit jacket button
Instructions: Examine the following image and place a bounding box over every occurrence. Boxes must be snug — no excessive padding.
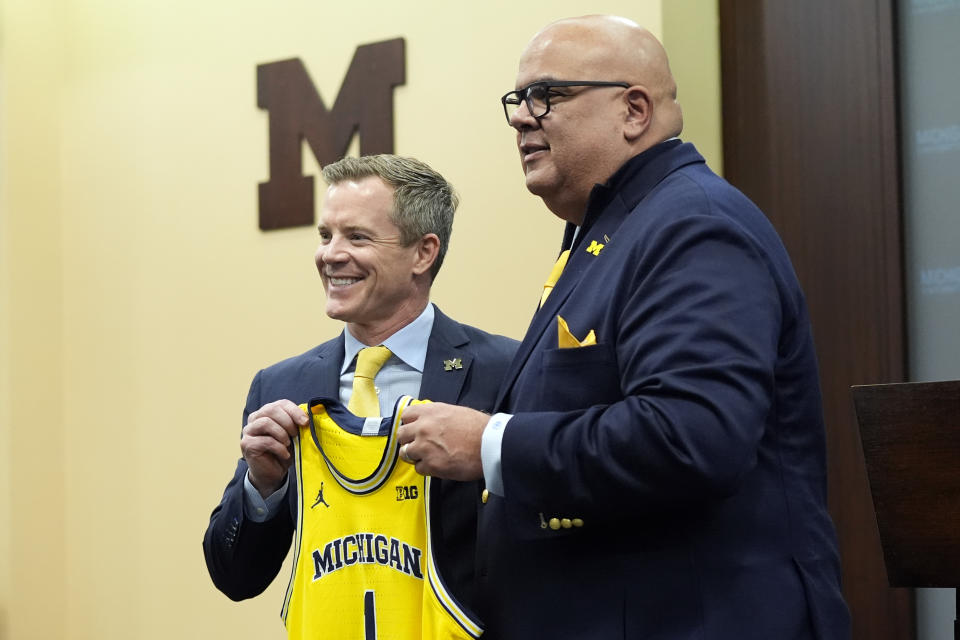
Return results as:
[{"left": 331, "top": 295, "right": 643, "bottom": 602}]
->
[
  {"left": 549, "top": 517, "right": 561, "bottom": 530},
  {"left": 561, "top": 518, "right": 572, "bottom": 529},
  {"left": 481, "top": 489, "right": 489, "bottom": 504},
  {"left": 572, "top": 518, "right": 584, "bottom": 527}
]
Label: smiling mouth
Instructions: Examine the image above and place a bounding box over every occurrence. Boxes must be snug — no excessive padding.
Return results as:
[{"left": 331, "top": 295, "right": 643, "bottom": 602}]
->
[{"left": 328, "top": 276, "right": 362, "bottom": 287}]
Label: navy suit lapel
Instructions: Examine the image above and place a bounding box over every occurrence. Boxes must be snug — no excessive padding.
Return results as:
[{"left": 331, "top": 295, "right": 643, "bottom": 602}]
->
[
  {"left": 494, "top": 143, "right": 705, "bottom": 411},
  {"left": 306, "top": 335, "right": 344, "bottom": 401},
  {"left": 494, "top": 198, "right": 631, "bottom": 410},
  {"left": 420, "top": 306, "right": 472, "bottom": 404}
]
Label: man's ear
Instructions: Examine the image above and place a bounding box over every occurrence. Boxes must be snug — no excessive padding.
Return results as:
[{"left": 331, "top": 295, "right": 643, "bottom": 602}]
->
[
  {"left": 623, "top": 86, "right": 653, "bottom": 141},
  {"left": 411, "top": 233, "right": 441, "bottom": 276}
]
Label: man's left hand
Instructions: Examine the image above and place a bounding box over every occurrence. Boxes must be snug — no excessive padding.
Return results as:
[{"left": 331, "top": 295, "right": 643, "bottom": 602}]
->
[{"left": 397, "top": 402, "right": 488, "bottom": 480}]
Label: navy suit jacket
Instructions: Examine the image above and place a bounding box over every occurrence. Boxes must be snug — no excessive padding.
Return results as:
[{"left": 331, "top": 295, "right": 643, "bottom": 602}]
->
[
  {"left": 477, "top": 142, "right": 851, "bottom": 639},
  {"left": 204, "top": 305, "right": 518, "bottom": 609}
]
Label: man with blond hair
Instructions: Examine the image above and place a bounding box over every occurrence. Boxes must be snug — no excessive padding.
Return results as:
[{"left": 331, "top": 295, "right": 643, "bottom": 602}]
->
[{"left": 204, "top": 154, "right": 517, "bottom": 632}]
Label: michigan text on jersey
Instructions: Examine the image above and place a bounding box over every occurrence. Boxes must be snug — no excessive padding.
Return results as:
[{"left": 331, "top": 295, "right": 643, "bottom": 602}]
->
[{"left": 312, "top": 532, "right": 423, "bottom": 581}]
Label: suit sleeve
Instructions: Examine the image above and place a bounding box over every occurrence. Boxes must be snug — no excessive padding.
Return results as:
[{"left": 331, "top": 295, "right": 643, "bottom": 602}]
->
[
  {"left": 202, "top": 369, "right": 295, "bottom": 600},
  {"left": 500, "top": 212, "right": 783, "bottom": 526}
]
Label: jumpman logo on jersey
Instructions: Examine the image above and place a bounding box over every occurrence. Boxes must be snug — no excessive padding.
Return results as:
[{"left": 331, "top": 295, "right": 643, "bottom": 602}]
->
[{"left": 311, "top": 482, "right": 331, "bottom": 509}]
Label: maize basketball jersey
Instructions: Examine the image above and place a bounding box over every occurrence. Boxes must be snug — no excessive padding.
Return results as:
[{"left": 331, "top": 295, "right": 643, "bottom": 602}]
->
[{"left": 281, "top": 395, "right": 483, "bottom": 640}]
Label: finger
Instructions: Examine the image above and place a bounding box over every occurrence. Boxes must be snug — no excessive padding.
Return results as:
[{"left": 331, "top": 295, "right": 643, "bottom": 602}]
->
[
  {"left": 400, "top": 443, "right": 417, "bottom": 464},
  {"left": 413, "top": 457, "right": 435, "bottom": 478},
  {"left": 248, "top": 400, "right": 309, "bottom": 435},
  {"left": 277, "top": 400, "right": 310, "bottom": 426},
  {"left": 243, "top": 416, "right": 295, "bottom": 447},
  {"left": 399, "top": 403, "right": 423, "bottom": 423},
  {"left": 247, "top": 406, "right": 307, "bottom": 441},
  {"left": 398, "top": 403, "right": 435, "bottom": 444},
  {"left": 241, "top": 432, "right": 293, "bottom": 463}
]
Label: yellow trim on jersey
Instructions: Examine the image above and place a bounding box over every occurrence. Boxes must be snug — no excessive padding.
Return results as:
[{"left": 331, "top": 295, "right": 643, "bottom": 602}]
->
[
  {"left": 424, "top": 475, "right": 484, "bottom": 638},
  {"left": 307, "top": 396, "right": 408, "bottom": 495},
  {"left": 280, "top": 424, "right": 305, "bottom": 623}
]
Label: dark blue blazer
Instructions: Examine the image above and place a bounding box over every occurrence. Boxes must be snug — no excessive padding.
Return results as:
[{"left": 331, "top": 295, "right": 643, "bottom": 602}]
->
[
  {"left": 203, "top": 305, "right": 518, "bottom": 608},
  {"left": 477, "top": 142, "right": 851, "bottom": 639}
]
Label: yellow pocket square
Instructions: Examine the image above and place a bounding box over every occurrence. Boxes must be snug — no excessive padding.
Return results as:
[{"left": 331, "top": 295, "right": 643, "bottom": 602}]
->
[{"left": 557, "top": 315, "right": 597, "bottom": 348}]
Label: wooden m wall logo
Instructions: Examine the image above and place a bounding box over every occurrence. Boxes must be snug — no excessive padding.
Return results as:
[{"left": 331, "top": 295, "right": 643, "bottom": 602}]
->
[{"left": 257, "top": 38, "right": 405, "bottom": 230}]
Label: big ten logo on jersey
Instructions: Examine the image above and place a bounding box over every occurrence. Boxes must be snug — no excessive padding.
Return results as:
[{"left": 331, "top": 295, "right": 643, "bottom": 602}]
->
[
  {"left": 395, "top": 485, "right": 419, "bottom": 502},
  {"left": 256, "top": 38, "right": 406, "bottom": 231}
]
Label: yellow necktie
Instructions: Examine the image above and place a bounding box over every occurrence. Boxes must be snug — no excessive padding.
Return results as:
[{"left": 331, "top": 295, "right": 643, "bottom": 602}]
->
[
  {"left": 539, "top": 249, "right": 570, "bottom": 308},
  {"left": 347, "top": 346, "right": 393, "bottom": 417}
]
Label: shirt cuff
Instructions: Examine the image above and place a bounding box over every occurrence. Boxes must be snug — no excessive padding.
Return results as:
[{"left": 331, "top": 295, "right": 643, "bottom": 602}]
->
[
  {"left": 243, "top": 470, "right": 289, "bottom": 522},
  {"left": 481, "top": 413, "right": 512, "bottom": 496}
]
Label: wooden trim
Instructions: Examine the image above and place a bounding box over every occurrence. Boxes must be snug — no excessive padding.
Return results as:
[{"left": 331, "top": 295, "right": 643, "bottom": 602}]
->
[{"left": 718, "top": 1, "right": 911, "bottom": 638}]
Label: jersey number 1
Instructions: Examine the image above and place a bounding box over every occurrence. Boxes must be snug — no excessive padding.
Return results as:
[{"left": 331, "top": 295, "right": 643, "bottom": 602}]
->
[{"left": 364, "top": 590, "right": 377, "bottom": 640}]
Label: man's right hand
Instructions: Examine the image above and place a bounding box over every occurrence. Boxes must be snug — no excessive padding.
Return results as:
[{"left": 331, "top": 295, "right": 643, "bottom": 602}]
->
[{"left": 240, "top": 399, "right": 309, "bottom": 498}]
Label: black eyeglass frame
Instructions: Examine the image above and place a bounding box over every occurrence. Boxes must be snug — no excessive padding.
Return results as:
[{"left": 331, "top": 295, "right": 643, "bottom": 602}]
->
[{"left": 500, "top": 80, "right": 631, "bottom": 124}]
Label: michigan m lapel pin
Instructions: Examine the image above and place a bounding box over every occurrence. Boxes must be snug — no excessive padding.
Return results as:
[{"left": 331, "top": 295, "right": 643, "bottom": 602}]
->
[{"left": 585, "top": 240, "right": 604, "bottom": 256}]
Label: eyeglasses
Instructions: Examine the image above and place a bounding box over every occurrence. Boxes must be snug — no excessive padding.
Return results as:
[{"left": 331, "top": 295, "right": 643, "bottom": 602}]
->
[{"left": 500, "top": 80, "right": 630, "bottom": 124}]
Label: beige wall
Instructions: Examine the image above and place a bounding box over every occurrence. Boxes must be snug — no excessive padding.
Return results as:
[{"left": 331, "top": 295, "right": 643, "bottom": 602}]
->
[
  {"left": 0, "top": 1, "right": 719, "bottom": 638},
  {"left": 663, "top": 0, "right": 722, "bottom": 175}
]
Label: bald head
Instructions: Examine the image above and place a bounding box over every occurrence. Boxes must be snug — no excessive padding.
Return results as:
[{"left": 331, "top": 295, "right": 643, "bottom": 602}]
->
[
  {"left": 509, "top": 15, "right": 684, "bottom": 222},
  {"left": 522, "top": 15, "right": 683, "bottom": 144}
]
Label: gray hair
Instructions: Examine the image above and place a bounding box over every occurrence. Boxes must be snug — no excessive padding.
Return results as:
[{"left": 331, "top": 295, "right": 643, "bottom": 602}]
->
[{"left": 321, "top": 154, "right": 459, "bottom": 281}]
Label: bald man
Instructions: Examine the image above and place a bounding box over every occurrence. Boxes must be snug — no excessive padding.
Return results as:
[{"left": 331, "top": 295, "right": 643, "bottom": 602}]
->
[{"left": 398, "top": 15, "right": 851, "bottom": 639}]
